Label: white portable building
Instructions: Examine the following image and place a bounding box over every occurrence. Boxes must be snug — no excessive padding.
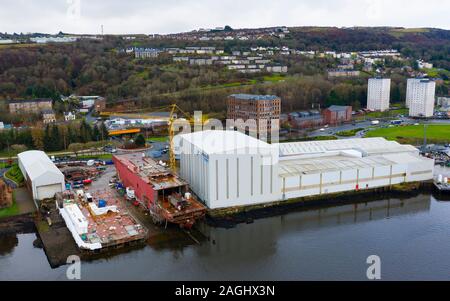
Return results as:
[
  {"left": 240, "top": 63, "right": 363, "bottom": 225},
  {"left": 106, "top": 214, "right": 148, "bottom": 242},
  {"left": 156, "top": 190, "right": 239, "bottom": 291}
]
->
[{"left": 18, "top": 150, "right": 65, "bottom": 201}]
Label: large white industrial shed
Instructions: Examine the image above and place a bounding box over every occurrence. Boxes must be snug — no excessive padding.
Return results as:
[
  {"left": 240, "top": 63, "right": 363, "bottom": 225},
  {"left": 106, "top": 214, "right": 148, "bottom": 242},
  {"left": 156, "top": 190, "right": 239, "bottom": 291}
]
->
[
  {"left": 17, "top": 151, "right": 65, "bottom": 202},
  {"left": 179, "top": 130, "right": 280, "bottom": 209},
  {"left": 179, "top": 131, "right": 435, "bottom": 210}
]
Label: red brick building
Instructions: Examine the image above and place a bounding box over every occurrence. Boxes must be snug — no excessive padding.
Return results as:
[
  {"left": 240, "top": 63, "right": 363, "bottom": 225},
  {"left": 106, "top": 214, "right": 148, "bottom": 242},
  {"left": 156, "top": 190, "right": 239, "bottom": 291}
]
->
[
  {"left": 322, "top": 105, "right": 352, "bottom": 125},
  {"left": 227, "top": 94, "right": 281, "bottom": 136}
]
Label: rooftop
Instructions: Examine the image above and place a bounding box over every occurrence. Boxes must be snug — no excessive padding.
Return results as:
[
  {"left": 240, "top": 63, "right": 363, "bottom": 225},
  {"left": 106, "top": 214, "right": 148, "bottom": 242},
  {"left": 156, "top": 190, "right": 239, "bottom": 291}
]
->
[
  {"left": 114, "top": 153, "right": 187, "bottom": 190},
  {"left": 229, "top": 94, "right": 280, "bottom": 101},
  {"left": 9, "top": 98, "right": 52, "bottom": 104},
  {"left": 326, "top": 105, "right": 351, "bottom": 112},
  {"left": 278, "top": 137, "right": 418, "bottom": 158},
  {"left": 180, "top": 130, "right": 274, "bottom": 155},
  {"left": 18, "top": 150, "right": 64, "bottom": 181}
]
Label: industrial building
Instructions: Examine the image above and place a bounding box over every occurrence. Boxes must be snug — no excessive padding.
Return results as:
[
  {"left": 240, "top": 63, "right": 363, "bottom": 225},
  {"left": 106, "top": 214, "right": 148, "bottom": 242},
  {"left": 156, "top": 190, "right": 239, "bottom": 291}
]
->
[
  {"left": 322, "top": 105, "right": 352, "bottom": 125},
  {"left": 179, "top": 131, "right": 434, "bottom": 209},
  {"left": 17, "top": 151, "right": 65, "bottom": 202},
  {"left": 367, "top": 78, "right": 391, "bottom": 111},
  {"left": 227, "top": 94, "right": 281, "bottom": 137}
]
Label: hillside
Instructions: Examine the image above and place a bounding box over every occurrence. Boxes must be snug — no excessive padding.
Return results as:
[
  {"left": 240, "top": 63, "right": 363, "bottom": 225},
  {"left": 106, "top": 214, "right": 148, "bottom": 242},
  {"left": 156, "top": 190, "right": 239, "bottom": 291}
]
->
[{"left": 0, "top": 26, "right": 448, "bottom": 122}]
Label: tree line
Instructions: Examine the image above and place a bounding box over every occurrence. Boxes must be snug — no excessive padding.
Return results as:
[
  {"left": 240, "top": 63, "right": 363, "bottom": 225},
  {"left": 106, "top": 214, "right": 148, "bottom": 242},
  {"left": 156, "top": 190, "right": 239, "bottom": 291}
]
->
[{"left": 0, "top": 120, "right": 109, "bottom": 155}]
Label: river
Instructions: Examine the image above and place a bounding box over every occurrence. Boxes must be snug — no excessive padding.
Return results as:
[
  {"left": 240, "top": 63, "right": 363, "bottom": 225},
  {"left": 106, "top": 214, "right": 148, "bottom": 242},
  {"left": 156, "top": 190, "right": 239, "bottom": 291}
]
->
[{"left": 1, "top": 193, "right": 450, "bottom": 281}]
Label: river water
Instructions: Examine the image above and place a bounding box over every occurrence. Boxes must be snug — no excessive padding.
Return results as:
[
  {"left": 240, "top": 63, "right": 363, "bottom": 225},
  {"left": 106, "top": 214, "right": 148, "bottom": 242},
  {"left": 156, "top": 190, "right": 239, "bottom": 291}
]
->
[{"left": 1, "top": 192, "right": 450, "bottom": 281}]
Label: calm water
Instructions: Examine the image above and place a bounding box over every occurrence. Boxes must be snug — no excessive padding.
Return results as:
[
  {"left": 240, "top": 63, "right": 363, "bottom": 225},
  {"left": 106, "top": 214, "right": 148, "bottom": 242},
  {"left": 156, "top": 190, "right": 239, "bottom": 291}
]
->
[{"left": 1, "top": 193, "right": 450, "bottom": 281}]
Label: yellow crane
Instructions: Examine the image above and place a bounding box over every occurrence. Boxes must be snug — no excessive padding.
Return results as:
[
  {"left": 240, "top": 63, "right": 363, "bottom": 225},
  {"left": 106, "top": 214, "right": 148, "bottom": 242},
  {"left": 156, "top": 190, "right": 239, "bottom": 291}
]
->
[{"left": 101, "top": 104, "right": 194, "bottom": 172}]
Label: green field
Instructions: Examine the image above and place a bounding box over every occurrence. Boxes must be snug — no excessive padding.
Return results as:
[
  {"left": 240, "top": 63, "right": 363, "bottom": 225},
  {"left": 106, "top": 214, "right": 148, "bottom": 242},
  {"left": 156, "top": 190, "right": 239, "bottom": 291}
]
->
[
  {"left": 365, "top": 124, "right": 450, "bottom": 145},
  {"left": 146, "top": 136, "right": 169, "bottom": 142},
  {"left": 0, "top": 192, "right": 19, "bottom": 219}
]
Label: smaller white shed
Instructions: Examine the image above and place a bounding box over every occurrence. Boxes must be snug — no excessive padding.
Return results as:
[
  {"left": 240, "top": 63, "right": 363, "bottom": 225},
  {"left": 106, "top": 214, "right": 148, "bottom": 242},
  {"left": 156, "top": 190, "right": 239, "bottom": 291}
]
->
[{"left": 17, "top": 150, "right": 65, "bottom": 201}]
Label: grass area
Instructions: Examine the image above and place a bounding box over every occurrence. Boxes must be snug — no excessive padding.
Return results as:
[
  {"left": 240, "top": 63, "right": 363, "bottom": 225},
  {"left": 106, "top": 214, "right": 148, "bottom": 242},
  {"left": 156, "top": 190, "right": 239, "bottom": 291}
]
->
[
  {"left": 0, "top": 43, "right": 46, "bottom": 49},
  {"left": 0, "top": 201, "right": 19, "bottom": 219},
  {"left": 336, "top": 128, "right": 364, "bottom": 137},
  {"left": 355, "top": 108, "right": 408, "bottom": 120},
  {"left": 263, "top": 74, "right": 286, "bottom": 82},
  {"left": 0, "top": 192, "right": 19, "bottom": 219},
  {"left": 5, "top": 164, "right": 24, "bottom": 184},
  {"left": 389, "top": 28, "right": 430, "bottom": 38},
  {"left": 365, "top": 124, "right": 450, "bottom": 145},
  {"left": 146, "top": 136, "right": 169, "bottom": 142},
  {"left": 422, "top": 68, "right": 450, "bottom": 79}
]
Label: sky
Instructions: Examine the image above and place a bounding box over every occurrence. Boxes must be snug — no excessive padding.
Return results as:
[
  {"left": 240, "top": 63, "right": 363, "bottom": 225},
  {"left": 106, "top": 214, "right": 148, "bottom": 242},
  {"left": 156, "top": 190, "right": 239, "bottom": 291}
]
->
[{"left": 0, "top": 0, "right": 449, "bottom": 35}]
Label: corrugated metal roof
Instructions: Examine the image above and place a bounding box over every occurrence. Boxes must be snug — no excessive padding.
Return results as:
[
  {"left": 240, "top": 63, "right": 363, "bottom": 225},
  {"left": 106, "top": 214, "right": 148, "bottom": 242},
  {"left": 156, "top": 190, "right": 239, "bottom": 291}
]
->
[
  {"left": 229, "top": 94, "right": 279, "bottom": 101},
  {"left": 278, "top": 138, "right": 417, "bottom": 157}
]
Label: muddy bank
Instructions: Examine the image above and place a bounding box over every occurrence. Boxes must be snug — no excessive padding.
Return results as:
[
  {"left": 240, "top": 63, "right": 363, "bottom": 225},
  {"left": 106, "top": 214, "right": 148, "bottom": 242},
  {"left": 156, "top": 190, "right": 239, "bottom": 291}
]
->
[
  {"left": 0, "top": 214, "right": 36, "bottom": 235},
  {"left": 206, "top": 182, "right": 435, "bottom": 228}
]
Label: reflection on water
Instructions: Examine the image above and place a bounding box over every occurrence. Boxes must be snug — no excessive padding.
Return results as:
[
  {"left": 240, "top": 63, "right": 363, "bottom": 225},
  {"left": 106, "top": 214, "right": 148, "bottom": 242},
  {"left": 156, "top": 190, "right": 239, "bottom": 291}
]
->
[
  {"left": 0, "top": 234, "right": 18, "bottom": 256},
  {"left": 3, "top": 193, "right": 450, "bottom": 280},
  {"left": 197, "top": 195, "right": 431, "bottom": 260}
]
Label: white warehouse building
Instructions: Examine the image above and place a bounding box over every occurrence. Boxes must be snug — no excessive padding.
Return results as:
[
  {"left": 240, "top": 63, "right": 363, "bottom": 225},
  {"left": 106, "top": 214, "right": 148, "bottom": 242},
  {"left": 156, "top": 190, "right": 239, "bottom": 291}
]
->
[
  {"left": 18, "top": 151, "right": 65, "bottom": 202},
  {"left": 179, "top": 131, "right": 434, "bottom": 209}
]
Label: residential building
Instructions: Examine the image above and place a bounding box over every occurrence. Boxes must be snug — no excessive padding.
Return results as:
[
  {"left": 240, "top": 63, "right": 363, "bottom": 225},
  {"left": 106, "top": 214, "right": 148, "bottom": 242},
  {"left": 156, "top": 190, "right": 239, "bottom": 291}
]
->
[
  {"left": 8, "top": 99, "right": 53, "bottom": 114},
  {"left": 437, "top": 97, "right": 450, "bottom": 107},
  {"left": 406, "top": 78, "right": 422, "bottom": 108},
  {"left": 64, "top": 111, "right": 76, "bottom": 121},
  {"left": 227, "top": 94, "right": 281, "bottom": 136},
  {"left": 408, "top": 79, "right": 436, "bottom": 117},
  {"left": 327, "top": 69, "right": 360, "bottom": 78},
  {"left": 323, "top": 105, "right": 352, "bottom": 125},
  {"left": 135, "top": 48, "right": 160, "bottom": 59},
  {"left": 42, "top": 110, "right": 56, "bottom": 124},
  {"left": 367, "top": 78, "right": 391, "bottom": 112}
]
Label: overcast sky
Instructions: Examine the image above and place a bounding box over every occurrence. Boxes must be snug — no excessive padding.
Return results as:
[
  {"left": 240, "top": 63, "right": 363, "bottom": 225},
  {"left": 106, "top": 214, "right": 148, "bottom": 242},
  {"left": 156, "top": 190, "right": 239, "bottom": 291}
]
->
[{"left": 0, "top": 0, "right": 449, "bottom": 34}]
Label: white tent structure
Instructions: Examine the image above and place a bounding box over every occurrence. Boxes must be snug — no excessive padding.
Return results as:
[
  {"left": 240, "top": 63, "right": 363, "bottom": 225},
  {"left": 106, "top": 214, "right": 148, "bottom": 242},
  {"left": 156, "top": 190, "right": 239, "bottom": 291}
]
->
[{"left": 17, "top": 151, "right": 65, "bottom": 202}]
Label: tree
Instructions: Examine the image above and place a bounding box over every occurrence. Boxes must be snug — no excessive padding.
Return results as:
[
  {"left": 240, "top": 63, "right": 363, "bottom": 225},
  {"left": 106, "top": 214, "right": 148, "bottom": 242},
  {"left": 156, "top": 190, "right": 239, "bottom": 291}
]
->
[
  {"left": 10, "top": 144, "right": 27, "bottom": 154},
  {"left": 43, "top": 125, "right": 52, "bottom": 152},
  {"left": 100, "top": 122, "right": 109, "bottom": 141},
  {"left": 31, "top": 127, "right": 44, "bottom": 150},
  {"left": 92, "top": 124, "right": 100, "bottom": 141},
  {"left": 68, "top": 143, "right": 84, "bottom": 154},
  {"left": 134, "top": 134, "right": 146, "bottom": 147}
]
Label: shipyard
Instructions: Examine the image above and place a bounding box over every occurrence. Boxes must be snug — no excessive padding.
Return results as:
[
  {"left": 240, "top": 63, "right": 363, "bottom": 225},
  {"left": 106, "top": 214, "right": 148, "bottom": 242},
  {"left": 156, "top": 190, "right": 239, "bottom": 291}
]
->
[
  {"left": 1, "top": 2, "right": 450, "bottom": 284},
  {"left": 0, "top": 123, "right": 442, "bottom": 267}
]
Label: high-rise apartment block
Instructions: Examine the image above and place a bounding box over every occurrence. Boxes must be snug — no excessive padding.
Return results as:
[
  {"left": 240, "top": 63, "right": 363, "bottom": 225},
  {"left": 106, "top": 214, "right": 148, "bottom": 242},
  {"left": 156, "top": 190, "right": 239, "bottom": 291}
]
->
[
  {"left": 367, "top": 78, "right": 391, "bottom": 111},
  {"left": 407, "top": 79, "right": 436, "bottom": 117}
]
